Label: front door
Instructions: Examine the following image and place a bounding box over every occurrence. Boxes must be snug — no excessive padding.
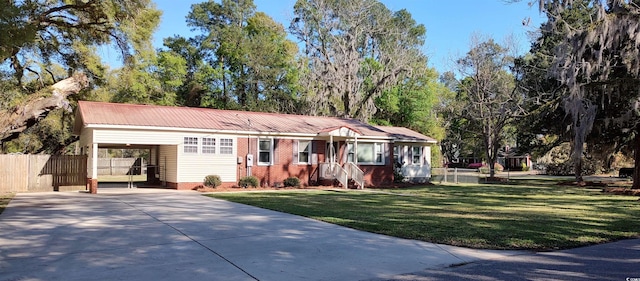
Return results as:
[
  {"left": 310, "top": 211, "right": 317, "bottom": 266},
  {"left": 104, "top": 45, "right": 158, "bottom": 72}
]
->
[{"left": 326, "top": 142, "right": 338, "bottom": 163}]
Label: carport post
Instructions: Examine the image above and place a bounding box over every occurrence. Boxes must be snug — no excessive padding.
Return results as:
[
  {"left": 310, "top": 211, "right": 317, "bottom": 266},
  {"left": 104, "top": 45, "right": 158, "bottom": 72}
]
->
[{"left": 89, "top": 143, "right": 98, "bottom": 194}]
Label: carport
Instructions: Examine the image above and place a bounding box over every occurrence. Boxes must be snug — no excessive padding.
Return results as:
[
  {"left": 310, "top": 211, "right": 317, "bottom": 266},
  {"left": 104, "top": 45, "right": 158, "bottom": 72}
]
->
[{"left": 93, "top": 144, "right": 166, "bottom": 190}]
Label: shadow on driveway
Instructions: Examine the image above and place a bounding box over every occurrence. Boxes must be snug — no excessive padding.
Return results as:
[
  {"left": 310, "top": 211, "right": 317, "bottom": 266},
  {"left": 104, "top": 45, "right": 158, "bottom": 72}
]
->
[{"left": 0, "top": 190, "right": 635, "bottom": 281}]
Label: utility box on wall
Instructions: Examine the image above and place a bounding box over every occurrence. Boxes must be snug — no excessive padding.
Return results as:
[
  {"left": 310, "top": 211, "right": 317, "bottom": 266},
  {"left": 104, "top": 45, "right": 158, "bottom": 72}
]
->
[{"left": 246, "top": 154, "right": 254, "bottom": 167}]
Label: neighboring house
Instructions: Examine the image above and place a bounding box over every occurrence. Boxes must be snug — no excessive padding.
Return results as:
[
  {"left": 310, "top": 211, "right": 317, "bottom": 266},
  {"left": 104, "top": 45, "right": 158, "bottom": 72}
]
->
[{"left": 73, "top": 101, "right": 437, "bottom": 192}]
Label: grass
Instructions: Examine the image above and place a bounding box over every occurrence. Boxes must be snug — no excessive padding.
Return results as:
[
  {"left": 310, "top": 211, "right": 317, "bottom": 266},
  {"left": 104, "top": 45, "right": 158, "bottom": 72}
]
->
[
  {"left": 0, "top": 193, "right": 15, "bottom": 215},
  {"left": 207, "top": 182, "right": 640, "bottom": 251}
]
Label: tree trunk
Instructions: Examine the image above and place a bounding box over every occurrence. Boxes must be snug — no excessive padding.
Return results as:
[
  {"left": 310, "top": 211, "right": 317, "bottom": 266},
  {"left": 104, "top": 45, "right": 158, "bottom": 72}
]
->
[
  {"left": 574, "top": 157, "right": 584, "bottom": 183},
  {"left": 0, "top": 73, "right": 89, "bottom": 143},
  {"left": 633, "top": 132, "right": 640, "bottom": 189},
  {"left": 489, "top": 160, "right": 496, "bottom": 178}
]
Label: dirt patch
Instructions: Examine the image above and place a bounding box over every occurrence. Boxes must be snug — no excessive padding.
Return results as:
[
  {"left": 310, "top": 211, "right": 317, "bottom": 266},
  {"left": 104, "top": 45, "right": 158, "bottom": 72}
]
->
[
  {"left": 603, "top": 187, "right": 640, "bottom": 196},
  {"left": 558, "top": 181, "right": 608, "bottom": 187}
]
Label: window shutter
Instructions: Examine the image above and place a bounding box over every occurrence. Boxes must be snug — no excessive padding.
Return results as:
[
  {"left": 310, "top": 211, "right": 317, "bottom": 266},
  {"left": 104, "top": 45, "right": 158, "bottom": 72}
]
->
[
  {"left": 408, "top": 146, "right": 413, "bottom": 165},
  {"left": 274, "top": 139, "right": 280, "bottom": 165},
  {"left": 384, "top": 143, "right": 390, "bottom": 165},
  {"left": 311, "top": 141, "right": 318, "bottom": 164},
  {"left": 251, "top": 138, "right": 260, "bottom": 158},
  {"left": 292, "top": 140, "right": 299, "bottom": 164},
  {"left": 423, "top": 146, "right": 429, "bottom": 166}
]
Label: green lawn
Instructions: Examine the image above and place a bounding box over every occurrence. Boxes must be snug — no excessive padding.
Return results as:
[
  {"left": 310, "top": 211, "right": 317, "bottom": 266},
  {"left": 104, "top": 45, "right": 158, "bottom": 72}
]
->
[
  {"left": 207, "top": 183, "right": 640, "bottom": 251},
  {"left": 0, "top": 193, "right": 14, "bottom": 215}
]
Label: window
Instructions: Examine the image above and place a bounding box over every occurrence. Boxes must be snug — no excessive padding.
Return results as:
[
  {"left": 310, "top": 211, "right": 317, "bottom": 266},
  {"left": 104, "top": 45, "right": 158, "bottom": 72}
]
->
[
  {"left": 184, "top": 137, "right": 198, "bottom": 153},
  {"left": 220, "top": 138, "right": 233, "bottom": 154},
  {"left": 393, "top": 146, "right": 400, "bottom": 165},
  {"left": 375, "top": 143, "right": 383, "bottom": 163},
  {"left": 347, "top": 142, "right": 384, "bottom": 164},
  {"left": 298, "top": 140, "right": 311, "bottom": 163},
  {"left": 412, "top": 146, "right": 422, "bottom": 165},
  {"left": 347, "top": 143, "right": 354, "bottom": 163},
  {"left": 202, "top": 138, "right": 216, "bottom": 154},
  {"left": 258, "top": 139, "right": 273, "bottom": 165}
]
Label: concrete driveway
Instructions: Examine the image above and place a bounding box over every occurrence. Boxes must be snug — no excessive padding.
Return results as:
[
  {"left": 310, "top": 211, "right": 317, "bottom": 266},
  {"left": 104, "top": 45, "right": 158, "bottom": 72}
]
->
[{"left": 0, "top": 189, "right": 526, "bottom": 281}]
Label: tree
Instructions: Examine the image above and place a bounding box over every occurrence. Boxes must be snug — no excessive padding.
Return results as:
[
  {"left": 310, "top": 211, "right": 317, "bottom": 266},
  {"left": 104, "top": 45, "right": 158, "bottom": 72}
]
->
[
  {"left": 439, "top": 71, "right": 484, "bottom": 166},
  {"left": 515, "top": 0, "right": 594, "bottom": 168},
  {"left": 290, "top": 0, "right": 427, "bottom": 120},
  {"left": 539, "top": 0, "right": 640, "bottom": 186},
  {"left": 0, "top": 0, "right": 160, "bottom": 152},
  {"left": 455, "top": 37, "right": 525, "bottom": 178},
  {"left": 373, "top": 66, "right": 449, "bottom": 166},
  {"left": 177, "top": 0, "right": 301, "bottom": 112}
]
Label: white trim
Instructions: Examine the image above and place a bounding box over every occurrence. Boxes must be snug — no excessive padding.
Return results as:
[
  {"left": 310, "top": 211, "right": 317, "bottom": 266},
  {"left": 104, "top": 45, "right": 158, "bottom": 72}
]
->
[
  {"left": 84, "top": 124, "right": 319, "bottom": 138},
  {"left": 82, "top": 124, "right": 437, "bottom": 144},
  {"left": 411, "top": 146, "right": 423, "bottom": 166},
  {"left": 297, "top": 140, "right": 312, "bottom": 165},
  {"left": 83, "top": 124, "right": 401, "bottom": 141},
  {"left": 257, "top": 138, "right": 274, "bottom": 166},
  {"left": 347, "top": 141, "right": 385, "bottom": 166}
]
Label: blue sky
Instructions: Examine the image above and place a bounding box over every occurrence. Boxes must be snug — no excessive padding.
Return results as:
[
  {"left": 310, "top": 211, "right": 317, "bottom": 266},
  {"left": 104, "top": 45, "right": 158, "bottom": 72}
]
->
[{"left": 102, "top": 0, "right": 546, "bottom": 74}]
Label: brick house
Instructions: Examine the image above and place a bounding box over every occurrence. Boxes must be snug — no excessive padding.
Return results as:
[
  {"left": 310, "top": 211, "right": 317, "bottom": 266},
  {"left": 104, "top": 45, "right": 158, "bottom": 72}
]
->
[{"left": 73, "top": 101, "right": 437, "bottom": 193}]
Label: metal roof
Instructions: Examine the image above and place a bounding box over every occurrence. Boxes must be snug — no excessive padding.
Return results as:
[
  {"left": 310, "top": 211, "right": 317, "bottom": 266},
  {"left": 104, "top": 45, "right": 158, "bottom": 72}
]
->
[{"left": 75, "top": 101, "right": 436, "bottom": 143}]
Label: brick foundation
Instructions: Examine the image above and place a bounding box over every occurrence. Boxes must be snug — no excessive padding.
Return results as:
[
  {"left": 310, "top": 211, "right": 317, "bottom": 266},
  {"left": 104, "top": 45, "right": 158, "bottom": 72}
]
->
[{"left": 88, "top": 178, "right": 98, "bottom": 194}]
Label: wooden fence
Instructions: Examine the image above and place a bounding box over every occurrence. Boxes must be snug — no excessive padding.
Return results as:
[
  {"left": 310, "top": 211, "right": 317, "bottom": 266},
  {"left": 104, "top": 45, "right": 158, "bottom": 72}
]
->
[
  {"left": 0, "top": 155, "right": 87, "bottom": 193},
  {"left": 97, "top": 158, "right": 145, "bottom": 175}
]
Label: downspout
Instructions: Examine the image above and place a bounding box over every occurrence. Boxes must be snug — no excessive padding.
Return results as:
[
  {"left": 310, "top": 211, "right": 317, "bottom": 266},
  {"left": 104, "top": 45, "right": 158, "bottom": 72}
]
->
[{"left": 330, "top": 134, "right": 334, "bottom": 164}]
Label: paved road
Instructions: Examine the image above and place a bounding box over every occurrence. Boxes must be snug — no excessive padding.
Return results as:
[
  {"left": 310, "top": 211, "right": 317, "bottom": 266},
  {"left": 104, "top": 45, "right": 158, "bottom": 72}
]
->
[
  {"left": 375, "top": 238, "right": 640, "bottom": 281},
  {"left": 0, "top": 189, "right": 523, "bottom": 281}
]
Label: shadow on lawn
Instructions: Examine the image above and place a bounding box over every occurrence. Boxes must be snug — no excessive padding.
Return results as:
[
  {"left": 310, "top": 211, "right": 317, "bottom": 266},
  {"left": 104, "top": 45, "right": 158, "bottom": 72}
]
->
[{"left": 210, "top": 184, "right": 640, "bottom": 250}]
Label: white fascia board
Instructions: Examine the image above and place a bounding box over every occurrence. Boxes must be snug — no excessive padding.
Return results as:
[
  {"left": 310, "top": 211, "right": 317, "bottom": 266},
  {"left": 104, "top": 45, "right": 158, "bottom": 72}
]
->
[
  {"left": 85, "top": 124, "right": 316, "bottom": 138},
  {"left": 394, "top": 139, "right": 438, "bottom": 144},
  {"left": 85, "top": 124, "right": 400, "bottom": 141}
]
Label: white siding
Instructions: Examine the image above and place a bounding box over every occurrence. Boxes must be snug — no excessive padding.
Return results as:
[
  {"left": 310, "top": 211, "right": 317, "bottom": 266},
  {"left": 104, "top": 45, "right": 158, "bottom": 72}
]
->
[
  {"left": 177, "top": 135, "right": 237, "bottom": 183},
  {"left": 90, "top": 128, "right": 239, "bottom": 184},
  {"left": 396, "top": 143, "right": 432, "bottom": 179},
  {"left": 159, "top": 145, "right": 178, "bottom": 183},
  {"left": 93, "top": 129, "right": 186, "bottom": 145},
  {"left": 177, "top": 153, "right": 237, "bottom": 183},
  {"left": 79, "top": 128, "right": 95, "bottom": 178},
  {"left": 423, "top": 146, "right": 432, "bottom": 168}
]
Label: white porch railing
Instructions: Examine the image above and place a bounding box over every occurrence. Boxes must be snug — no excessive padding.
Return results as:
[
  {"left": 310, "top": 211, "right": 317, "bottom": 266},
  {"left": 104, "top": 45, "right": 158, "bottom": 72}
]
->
[
  {"left": 320, "top": 162, "right": 349, "bottom": 188},
  {"left": 345, "top": 162, "right": 365, "bottom": 189}
]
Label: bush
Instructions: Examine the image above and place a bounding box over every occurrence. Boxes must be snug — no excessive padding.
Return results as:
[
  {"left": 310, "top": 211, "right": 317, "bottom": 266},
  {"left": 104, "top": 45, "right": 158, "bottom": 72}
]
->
[
  {"left": 238, "top": 176, "right": 259, "bottom": 188},
  {"left": 203, "top": 175, "right": 222, "bottom": 188},
  {"left": 545, "top": 160, "right": 597, "bottom": 176},
  {"left": 479, "top": 163, "right": 503, "bottom": 174},
  {"left": 467, "top": 163, "right": 484, "bottom": 169},
  {"left": 283, "top": 177, "right": 301, "bottom": 187}
]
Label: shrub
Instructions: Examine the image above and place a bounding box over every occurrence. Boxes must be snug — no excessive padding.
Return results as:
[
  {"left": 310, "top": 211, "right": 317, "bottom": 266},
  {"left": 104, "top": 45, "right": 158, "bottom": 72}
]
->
[
  {"left": 203, "top": 175, "right": 222, "bottom": 188},
  {"left": 283, "top": 177, "right": 301, "bottom": 187},
  {"left": 238, "top": 176, "right": 259, "bottom": 188},
  {"left": 546, "top": 160, "right": 597, "bottom": 176},
  {"left": 479, "top": 163, "right": 504, "bottom": 174}
]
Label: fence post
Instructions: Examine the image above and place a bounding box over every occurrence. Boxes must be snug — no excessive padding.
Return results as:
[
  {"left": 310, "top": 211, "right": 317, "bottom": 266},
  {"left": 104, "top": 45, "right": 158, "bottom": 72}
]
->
[
  {"left": 454, "top": 168, "right": 458, "bottom": 183},
  {"left": 444, "top": 168, "right": 448, "bottom": 183}
]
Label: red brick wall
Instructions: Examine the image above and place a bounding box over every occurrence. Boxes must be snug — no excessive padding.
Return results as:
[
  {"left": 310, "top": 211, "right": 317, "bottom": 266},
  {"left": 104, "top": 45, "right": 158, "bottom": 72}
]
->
[
  {"left": 237, "top": 138, "right": 325, "bottom": 187},
  {"left": 161, "top": 138, "right": 395, "bottom": 189},
  {"left": 334, "top": 141, "right": 395, "bottom": 187},
  {"left": 360, "top": 165, "right": 394, "bottom": 186}
]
